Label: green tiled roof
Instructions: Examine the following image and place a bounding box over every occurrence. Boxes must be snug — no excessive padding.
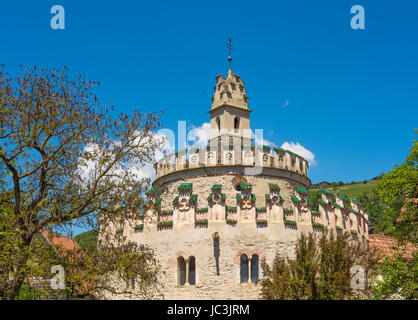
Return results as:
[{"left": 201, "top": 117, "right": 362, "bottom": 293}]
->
[
  {"left": 195, "top": 219, "right": 208, "bottom": 224},
  {"left": 350, "top": 208, "right": 359, "bottom": 214},
  {"left": 178, "top": 183, "right": 192, "bottom": 191},
  {"left": 336, "top": 193, "right": 350, "bottom": 201},
  {"left": 240, "top": 183, "right": 252, "bottom": 190},
  {"left": 226, "top": 206, "right": 237, "bottom": 211},
  {"left": 211, "top": 184, "right": 222, "bottom": 190},
  {"left": 256, "top": 207, "right": 266, "bottom": 211},
  {"left": 268, "top": 183, "right": 280, "bottom": 190},
  {"left": 319, "top": 199, "right": 327, "bottom": 206},
  {"left": 251, "top": 193, "right": 256, "bottom": 201},
  {"left": 158, "top": 220, "right": 173, "bottom": 226},
  {"left": 311, "top": 211, "right": 320, "bottom": 215},
  {"left": 273, "top": 147, "right": 285, "bottom": 152},
  {"left": 196, "top": 207, "right": 208, "bottom": 213},
  {"left": 334, "top": 203, "right": 344, "bottom": 209},
  {"left": 207, "top": 194, "right": 213, "bottom": 201},
  {"left": 154, "top": 198, "right": 162, "bottom": 205},
  {"left": 307, "top": 199, "right": 312, "bottom": 204},
  {"left": 256, "top": 219, "right": 268, "bottom": 224},
  {"left": 265, "top": 194, "right": 271, "bottom": 201},
  {"left": 280, "top": 196, "right": 284, "bottom": 201},
  {"left": 146, "top": 187, "right": 158, "bottom": 195},
  {"left": 335, "top": 226, "right": 342, "bottom": 230},
  {"left": 173, "top": 196, "right": 179, "bottom": 204},
  {"left": 283, "top": 208, "right": 293, "bottom": 213},
  {"left": 295, "top": 185, "right": 308, "bottom": 194},
  {"left": 322, "top": 189, "right": 332, "bottom": 195},
  {"left": 189, "top": 194, "right": 197, "bottom": 203},
  {"left": 312, "top": 222, "right": 324, "bottom": 228},
  {"left": 291, "top": 196, "right": 300, "bottom": 203},
  {"left": 352, "top": 199, "right": 363, "bottom": 207},
  {"left": 221, "top": 193, "right": 226, "bottom": 200},
  {"left": 236, "top": 193, "right": 242, "bottom": 200},
  {"left": 262, "top": 145, "right": 271, "bottom": 150},
  {"left": 284, "top": 219, "right": 297, "bottom": 225}
]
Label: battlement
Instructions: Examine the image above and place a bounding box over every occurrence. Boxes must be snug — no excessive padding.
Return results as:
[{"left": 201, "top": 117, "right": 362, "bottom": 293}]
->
[
  {"left": 112, "top": 184, "right": 369, "bottom": 246},
  {"left": 154, "top": 139, "right": 309, "bottom": 181}
]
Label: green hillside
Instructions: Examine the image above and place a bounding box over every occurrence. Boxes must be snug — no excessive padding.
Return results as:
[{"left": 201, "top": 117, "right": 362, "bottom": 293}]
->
[
  {"left": 310, "top": 179, "right": 378, "bottom": 199},
  {"left": 309, "top": 178, "right": 389, "bottom": 234},
  {"left": 74, "top": 229, "right": 98, "bottom": 251}
]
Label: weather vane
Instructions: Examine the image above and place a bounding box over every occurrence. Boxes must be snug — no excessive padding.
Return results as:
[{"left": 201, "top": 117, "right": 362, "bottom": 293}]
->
[{"left": 227, "top": 37, "right": 233, "bottom": 70}]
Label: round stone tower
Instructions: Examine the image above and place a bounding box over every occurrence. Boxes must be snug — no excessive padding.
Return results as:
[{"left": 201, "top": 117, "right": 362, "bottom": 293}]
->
[{"left": 104, "top": 64, "right": 370, "bottom": 300}]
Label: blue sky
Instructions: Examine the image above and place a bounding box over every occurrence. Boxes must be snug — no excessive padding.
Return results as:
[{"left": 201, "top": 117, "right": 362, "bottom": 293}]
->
[{"left": 1, "top": 0, "right": 417, "bottom": 185}]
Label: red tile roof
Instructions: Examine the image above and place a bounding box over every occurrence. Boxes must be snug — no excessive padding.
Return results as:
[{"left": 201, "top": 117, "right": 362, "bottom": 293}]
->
[
  {"left": 369, "top": 234, "right": 415, "bottom": 260},
  {"left": 42, "top": 230, "right": 79, "bottom": 251}
]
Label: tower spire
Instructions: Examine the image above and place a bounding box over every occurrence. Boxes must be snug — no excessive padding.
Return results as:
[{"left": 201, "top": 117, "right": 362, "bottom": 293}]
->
[{"left": 227, "top": 37, "right": 233, "bottom": 72}]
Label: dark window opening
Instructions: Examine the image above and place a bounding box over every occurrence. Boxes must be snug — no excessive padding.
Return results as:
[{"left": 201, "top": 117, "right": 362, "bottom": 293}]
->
[
  {"left": 234, "top": 117, "right": 240, "bottom": 130},
  {"left": 251, "top": 254, "right": 259, "bottom": 283},
  {"left": 178, "top": 257, "right": 186, "bottom": 286},
  {"left": 240, "top": 254, "right": 249, "bottom": 284},
  {"left": 189, "top": 256, "right": 196, "bottom": 285}
]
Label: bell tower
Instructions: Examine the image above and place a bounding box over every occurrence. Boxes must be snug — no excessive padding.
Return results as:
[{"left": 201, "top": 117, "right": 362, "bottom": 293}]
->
[{"left": 209, "top": 39, "right": 252, "bottom": 139}]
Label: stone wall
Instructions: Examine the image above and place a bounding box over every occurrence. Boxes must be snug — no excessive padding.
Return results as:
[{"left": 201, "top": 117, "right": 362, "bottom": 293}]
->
[
  {"left": 102, "top": 179, "right": 370, "bottom": 299},
  {"left": 153, "top": 166, "right": 310, "bottom": 210}
]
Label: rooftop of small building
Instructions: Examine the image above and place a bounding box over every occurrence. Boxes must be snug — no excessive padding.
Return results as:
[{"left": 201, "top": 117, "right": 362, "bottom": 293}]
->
[{"left": 369, "top": 234, "right": 415, "bottom": 260}]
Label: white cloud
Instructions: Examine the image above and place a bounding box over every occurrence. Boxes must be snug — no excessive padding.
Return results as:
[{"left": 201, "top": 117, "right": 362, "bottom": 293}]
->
[
  {"left": 130, "top": 132, "right": 174, "bottom": 182},
  {"left": 76, "top": 131, "right": 173, "bottom": 187},
  {"left": 254, "top": 136, "right": 277, "bottom": 148},
  {"left": 281, "top": 141, "right": 317, "bottom": 166},
  {"left": 187, "top": 122, "right": 211, "bottom": 148}
]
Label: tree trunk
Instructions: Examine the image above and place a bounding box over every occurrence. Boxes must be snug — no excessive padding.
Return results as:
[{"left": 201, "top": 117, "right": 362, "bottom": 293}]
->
[{"left": 3, "top": 240, "right": 31, "bottom": 300}]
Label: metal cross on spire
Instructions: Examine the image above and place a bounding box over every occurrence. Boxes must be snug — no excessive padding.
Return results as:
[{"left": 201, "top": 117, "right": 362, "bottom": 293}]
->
[{"left": 227, "top": 38, "right": 233, "bottom": 71}]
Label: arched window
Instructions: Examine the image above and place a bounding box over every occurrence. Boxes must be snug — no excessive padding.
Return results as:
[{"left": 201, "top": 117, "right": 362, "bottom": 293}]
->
[
  {"left": 240, "top": 254, "right": 249, "bottom": 284},
  {"left": 189, "top": 256, "right": 196, "bottom": 285},
  {"left": 216, "top": 117, "right": 220, "bottom": 132},
  {"left": 178, "top": 257, "right": 186, "bottom": 286},
  {"left": 234, "top": 117, "right": 240, "bottom": 130},
  {"left": 251, "top": 254, "right": 259, "bottom": 283}
]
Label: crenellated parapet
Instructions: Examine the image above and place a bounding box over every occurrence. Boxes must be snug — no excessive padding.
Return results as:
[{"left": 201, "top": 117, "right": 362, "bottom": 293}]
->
[
  {"left": 139, "top": 184, "right": 369, "bottom": 244},
  {"left": 154, "top": 139, "right": 309, "bottom": 182}
]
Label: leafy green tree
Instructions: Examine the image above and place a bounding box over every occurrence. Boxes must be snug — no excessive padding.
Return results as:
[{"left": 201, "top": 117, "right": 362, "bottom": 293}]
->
[
  {"left": 371, "top": 131, "right": 418, "bottom": 299},
  {"left": 373, "top": 132, "right": 417, "bottom": 244},
  {"left": 74, "top": 230, "right": 98, "bottom": 252},
  {"left": 52, "top": 237, "right": 162, "bottom": 299},
  {"left": 260, "top": 230, "right": 377, "bottom": 300},
  {"left": 0, "top": 65, "right": 163, "bottom": 299},
  {"left": 371, "top": 250, "right": 417, "bottom": 299},
  {"left": 356, "top": 192, "right": 389, "bottom": 235},
  {"left": 307, "top": 190, "right": 322, "bottom": 211}
]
